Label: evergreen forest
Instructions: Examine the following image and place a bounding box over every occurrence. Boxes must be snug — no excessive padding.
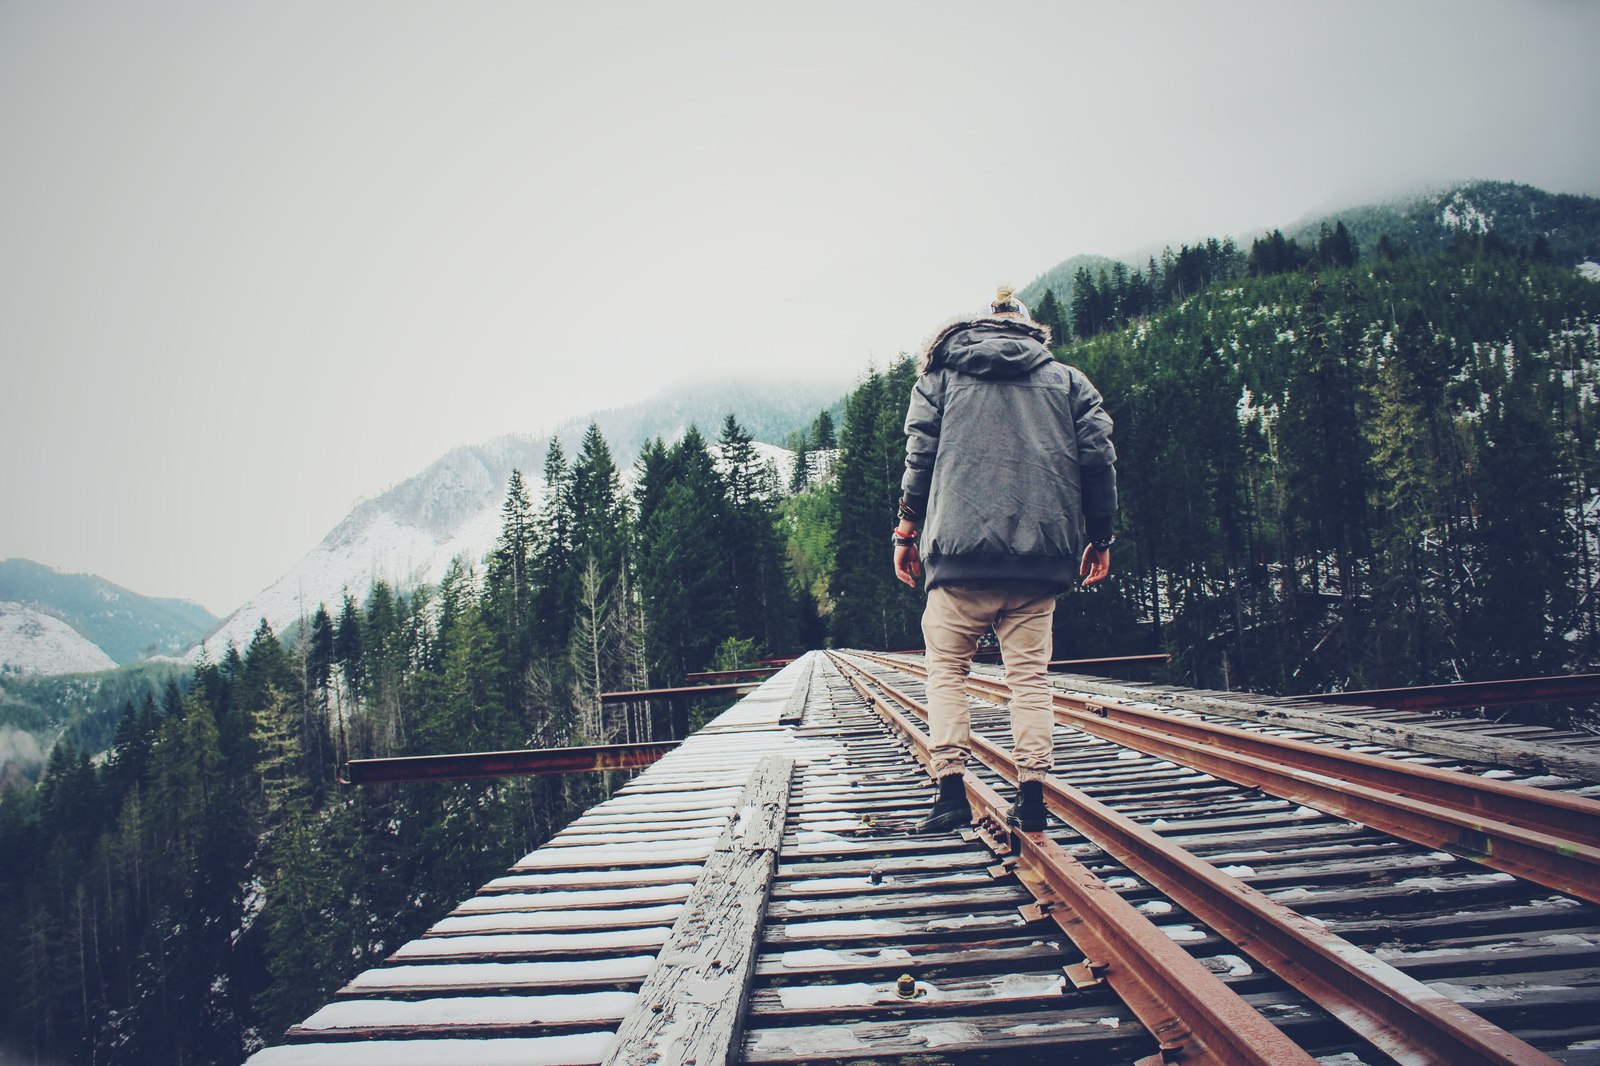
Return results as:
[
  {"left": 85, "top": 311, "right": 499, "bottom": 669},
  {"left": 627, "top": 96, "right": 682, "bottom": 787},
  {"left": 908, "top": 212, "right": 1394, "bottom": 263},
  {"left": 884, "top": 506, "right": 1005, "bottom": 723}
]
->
[{"left": 3, "top": 212, "right": 1599, "bottom": 1064}]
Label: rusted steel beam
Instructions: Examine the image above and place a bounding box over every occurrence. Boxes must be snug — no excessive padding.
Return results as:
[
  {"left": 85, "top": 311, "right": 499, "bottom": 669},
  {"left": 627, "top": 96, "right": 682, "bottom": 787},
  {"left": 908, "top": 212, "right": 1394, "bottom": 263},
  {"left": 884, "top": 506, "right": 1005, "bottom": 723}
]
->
[
  {"left": 1047, "top": 653, "right": 1170, "bottom": 670},
  {"left": 751, "top": 656, "right": 794, "bottom": 666},
  {"left": 340, "top": 741, "right": 679, "bottom": 785},
  {"left": 830, "top": 653, "right": 1314, "bottom": 1066},
  {"left": 1283, "top": 672, "right": 1600, "bottom": 711},
  {"left": 836, "top": 652, "right": 1565, "bottom": 1066},
  {"left": 683, "top": 667, "right": 782, "bottom": 682},
  {"left": 598, "top": 683, "right": 757, "bottom": 704}
]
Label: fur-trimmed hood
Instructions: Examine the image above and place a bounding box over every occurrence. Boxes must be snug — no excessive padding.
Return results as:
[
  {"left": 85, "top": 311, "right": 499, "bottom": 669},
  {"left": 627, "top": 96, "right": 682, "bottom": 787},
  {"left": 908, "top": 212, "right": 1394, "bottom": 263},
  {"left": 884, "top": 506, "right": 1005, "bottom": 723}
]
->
[{"left": 916, "top": 314, "right": 1054, "bottom": 376}]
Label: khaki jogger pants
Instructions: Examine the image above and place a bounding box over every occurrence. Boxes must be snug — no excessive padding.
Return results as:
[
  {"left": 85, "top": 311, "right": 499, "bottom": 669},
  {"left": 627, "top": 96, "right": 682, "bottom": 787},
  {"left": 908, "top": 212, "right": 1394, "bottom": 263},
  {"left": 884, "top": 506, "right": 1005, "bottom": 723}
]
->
[{"left": 922, "top": 582, "right": 1058, "bottom": 783}]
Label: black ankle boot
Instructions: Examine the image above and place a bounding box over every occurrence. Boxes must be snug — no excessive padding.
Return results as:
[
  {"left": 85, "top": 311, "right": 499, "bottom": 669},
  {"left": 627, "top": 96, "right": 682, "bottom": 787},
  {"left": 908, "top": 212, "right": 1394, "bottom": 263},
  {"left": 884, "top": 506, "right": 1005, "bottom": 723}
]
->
[
  {"left": 1007, "top": 780, "right": 1047, "bottom": 832},
  {"left": 914, "top": 774, "right": 971, "bottom": 833}
]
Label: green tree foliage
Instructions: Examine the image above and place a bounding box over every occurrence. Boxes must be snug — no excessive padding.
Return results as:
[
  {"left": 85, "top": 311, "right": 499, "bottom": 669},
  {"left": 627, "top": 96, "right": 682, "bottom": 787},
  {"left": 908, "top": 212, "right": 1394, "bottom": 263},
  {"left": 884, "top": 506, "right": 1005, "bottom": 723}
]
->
[
  {"left": 1068, "top": 245, "right": 1600, "bottom": 697},
  {"left": 829, "top": 361, "right": 922, "bottom": 651},
  {"left": 811, "top": 409, "right": 837, "bottom": 450},
  {"left": 718, "top": 414, "right": 796, "bottom": 654},
  {"left": 638, "top": 427, "right": 735, "bottom": 694}
]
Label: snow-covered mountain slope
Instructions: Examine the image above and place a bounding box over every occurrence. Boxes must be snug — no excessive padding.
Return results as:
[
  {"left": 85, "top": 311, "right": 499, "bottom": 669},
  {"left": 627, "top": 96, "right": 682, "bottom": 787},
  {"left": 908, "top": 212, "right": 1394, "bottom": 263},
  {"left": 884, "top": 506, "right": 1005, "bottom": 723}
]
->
[
  {"left": 194, "top": 379, "right": 837, "bottom": 660},
  {"left": 0, "top": 602, "right": 118, "bottom": 677},
  {"left": 196, "top": 437, "right": 548, "bottom": 659}
]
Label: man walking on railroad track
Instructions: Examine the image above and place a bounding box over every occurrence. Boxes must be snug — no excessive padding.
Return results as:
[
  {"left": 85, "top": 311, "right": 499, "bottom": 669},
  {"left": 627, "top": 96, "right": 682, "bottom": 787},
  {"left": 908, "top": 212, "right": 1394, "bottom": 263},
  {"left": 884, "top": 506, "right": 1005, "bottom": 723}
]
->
[{"left": 893, "top": 285, "right": 1117, "bottom": 833}]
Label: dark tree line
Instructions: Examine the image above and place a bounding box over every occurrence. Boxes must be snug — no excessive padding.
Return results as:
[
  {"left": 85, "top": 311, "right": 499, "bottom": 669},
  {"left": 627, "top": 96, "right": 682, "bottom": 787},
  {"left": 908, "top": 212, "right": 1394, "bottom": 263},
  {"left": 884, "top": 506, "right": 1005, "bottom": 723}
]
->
[
  {"left": 0, "top": 414, "right": 800, "bottom": 1064},
  {"left": 1058, "top": 221, "right": 1371, "bottom": 345},
  {"left": 1067, "top": 245, "right": 1600, "bottom": 701},
  {"left": 1067, "top": 237, "right": 1248, "bottom": 341}
]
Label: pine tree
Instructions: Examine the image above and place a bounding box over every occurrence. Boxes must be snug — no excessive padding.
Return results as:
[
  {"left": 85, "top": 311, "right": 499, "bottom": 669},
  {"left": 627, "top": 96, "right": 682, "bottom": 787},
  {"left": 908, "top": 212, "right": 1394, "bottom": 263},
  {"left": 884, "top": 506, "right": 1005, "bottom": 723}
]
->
[
  {"left": 333, "top": 592, "right": 365, "bottom": 703},
  {"left": 1467, "top": 343, "right": 1575, "bottom": 681},
  {"left": 485, "top": 469, "right": 538, "bottom": 714},
  {"left": 531, "top": 439, "right": 577, "bottom": 653},
  {"left": 812, "top": 410, "right": 837, "bottom": 450},
  {"left": 789, "top": 429, "right": 811, "bottom": 492},
  {"left": 1034, "top": 288, "right": 1067, "bottom": 342},
  {"left": 718, "top": 414, "right": 795, "bottom": 653},
  {"left": 1071, "top": 266, "right": 1100, "bottom": 338},
  {"left": 249, "top": 684, "right": 304, "bottom": 823},
  {"left": 568, "top": 557, "right": 619, "bottom": 741},
  {"left": 829, "top": 361, "right": 922, "bottom": 651},
  {"left": 568, "top": 424, "right": 628, "bottom": 588},
  {"left": 638, "top": 427, "right": 734, "bottom": 713}
]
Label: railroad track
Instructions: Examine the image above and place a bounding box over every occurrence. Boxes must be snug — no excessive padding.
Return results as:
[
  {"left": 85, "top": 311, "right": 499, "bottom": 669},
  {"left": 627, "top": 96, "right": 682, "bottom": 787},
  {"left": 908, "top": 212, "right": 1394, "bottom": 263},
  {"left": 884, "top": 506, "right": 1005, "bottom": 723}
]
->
[
  {"left": 815, "top": 651, "right": 1600, "bottom": 1065},
  {"left": 249, "top": 652, "right": 1600, "bottom": 1065}
]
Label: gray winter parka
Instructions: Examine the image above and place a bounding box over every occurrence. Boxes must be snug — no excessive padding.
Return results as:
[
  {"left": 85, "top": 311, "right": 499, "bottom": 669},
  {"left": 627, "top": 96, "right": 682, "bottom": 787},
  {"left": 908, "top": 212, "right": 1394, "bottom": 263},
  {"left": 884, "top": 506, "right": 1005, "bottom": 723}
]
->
[{"left": 901, "top": 314, "right": 1117, "bottom": 591}]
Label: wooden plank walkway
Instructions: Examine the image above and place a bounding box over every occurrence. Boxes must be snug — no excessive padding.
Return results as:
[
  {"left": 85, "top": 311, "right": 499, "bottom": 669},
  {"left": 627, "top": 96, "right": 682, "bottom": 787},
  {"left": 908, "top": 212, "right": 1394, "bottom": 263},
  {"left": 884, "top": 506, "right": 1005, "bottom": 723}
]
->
[
  {"left": 246, "top": 658, "right": 827, "bottom": 1066},
  {"left": 245, "top": 652, "right": 1600, "bottom": 1065}
]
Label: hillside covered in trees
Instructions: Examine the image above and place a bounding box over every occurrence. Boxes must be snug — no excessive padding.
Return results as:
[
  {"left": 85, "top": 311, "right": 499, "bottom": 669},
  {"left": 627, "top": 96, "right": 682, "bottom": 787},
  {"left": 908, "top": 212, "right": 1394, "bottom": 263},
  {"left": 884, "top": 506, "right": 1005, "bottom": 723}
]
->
[
  {"left": 3, "top": 188, "right": 1599, "bottom": 1063},
  {"left": 816, "top": 224, "right": 1600, "bottom": 699}
]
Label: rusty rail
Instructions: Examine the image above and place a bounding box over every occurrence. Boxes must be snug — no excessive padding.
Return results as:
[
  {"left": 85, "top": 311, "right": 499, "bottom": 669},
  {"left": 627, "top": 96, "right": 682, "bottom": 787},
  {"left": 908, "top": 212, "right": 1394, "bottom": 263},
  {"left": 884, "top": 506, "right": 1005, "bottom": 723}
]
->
[
  {"left": 1000, "top": 664, "right": 1600, "bottom": 905},
  {"left": 864, "top": 650, "right": 1600, "bottom": 906},
  {"left": 829, "top": 653, "right": 1314, "bottom": 1066},
  {"left": 1283, "top": 672, "right": 1600, "bottom": 711},
  {"left": 340, "top": 741, "right": 679, "bottom": 785},
  {"left": 683, "top": 667, "right": 783, "bottom": 682},
  {"left": 835, "top": 651, "right": 1564, "bottom": 1066},
  {"left": 1048, "top": 653, "right": 1170, "bottom": 670},
  {"left": 598, "top": 683, "right": 757, "bottom": 704}
]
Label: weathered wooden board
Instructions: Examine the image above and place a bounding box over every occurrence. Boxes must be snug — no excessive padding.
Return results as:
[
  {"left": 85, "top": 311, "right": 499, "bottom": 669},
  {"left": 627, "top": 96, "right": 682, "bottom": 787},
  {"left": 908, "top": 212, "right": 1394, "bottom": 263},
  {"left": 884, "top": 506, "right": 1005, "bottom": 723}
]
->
[{"left": 602, "top": 753, "right": 794, "bottom": 1066}]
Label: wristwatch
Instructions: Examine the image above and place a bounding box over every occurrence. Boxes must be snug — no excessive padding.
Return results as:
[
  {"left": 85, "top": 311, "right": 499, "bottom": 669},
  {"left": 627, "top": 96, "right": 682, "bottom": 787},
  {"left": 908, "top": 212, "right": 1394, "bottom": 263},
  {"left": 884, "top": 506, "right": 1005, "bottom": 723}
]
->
[{"left": 1092, "top": 535, "right": 1116, "bottom": 551}]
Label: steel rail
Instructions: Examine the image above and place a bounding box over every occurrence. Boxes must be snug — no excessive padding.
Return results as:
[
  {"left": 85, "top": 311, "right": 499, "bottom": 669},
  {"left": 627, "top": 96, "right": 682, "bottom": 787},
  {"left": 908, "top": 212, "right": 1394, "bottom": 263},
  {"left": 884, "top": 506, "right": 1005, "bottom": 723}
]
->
[
  {"left": 828, "top": 653, "right": 1315, "bottom": 1066},
  {"left": 861, "top": 651, "right": 1600, "bottom": 906},
  {"left": 339, "top": 741, "right": 680, "bottom": 785},
  {"left": 834, "top": 652, "right": 1564, "bottom": 1066},
  {"left": 1023, "top": 670, "right": 1600, "bottom": 782}
]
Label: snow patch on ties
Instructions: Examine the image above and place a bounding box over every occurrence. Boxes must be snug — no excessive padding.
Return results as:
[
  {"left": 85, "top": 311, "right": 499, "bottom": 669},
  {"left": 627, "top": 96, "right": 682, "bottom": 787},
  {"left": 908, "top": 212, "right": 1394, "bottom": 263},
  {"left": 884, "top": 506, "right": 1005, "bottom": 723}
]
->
[
  {"left": 752, "top": 1026, "right": 868, "bottom": 1054},
  {"left": 780, "top": 946, "right": 913, "bottom": 969},
  {"left": 299, "top": 991, "right": 637, "bottom": 1030},
  {"left": 911, "top": 1022, "right": 984, "bottom": 1048}
]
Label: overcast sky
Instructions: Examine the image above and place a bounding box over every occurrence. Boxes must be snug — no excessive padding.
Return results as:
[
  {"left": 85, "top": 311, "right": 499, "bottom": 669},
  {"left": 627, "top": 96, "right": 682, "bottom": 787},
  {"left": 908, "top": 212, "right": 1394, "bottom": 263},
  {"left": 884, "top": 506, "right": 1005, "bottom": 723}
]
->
[{"left": 2, "top": 0, "right": 1598, "bottom": 615}]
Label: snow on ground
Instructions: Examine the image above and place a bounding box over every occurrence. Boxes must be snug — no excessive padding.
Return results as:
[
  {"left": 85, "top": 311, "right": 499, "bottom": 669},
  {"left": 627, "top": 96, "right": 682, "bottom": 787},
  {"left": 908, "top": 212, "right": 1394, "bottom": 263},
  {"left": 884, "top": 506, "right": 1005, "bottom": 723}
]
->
[
  {"left": 0, "top": 601, "right": 117, "bottom": 676},
  {"left": 1579, "top": 261, "right": 1600, "bottom": 282}
]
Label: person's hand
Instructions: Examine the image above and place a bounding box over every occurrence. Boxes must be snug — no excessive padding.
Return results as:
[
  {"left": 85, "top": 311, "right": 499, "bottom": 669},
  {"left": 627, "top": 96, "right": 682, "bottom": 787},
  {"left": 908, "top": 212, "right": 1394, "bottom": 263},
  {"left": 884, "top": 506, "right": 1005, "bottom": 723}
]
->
[
  {"left": 1079, "top": 544, "right": 1111, "bottom": 586},
  {"left": 894, "top": 543, "right": 922, "bottom": 587}
]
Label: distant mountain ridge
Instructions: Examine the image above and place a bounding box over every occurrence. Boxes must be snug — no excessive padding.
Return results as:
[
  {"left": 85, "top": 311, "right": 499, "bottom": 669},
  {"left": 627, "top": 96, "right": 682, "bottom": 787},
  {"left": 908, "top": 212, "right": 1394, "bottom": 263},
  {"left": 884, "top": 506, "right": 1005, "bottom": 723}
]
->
[
  {"left": 1021, "top": 180, "right": 1600, "bottom": 313},
  {"left": 0, "top": 559, "right": 216, "bottom": 667},
  {"left": 195, "top": 377, "right": 842, "bottom": 659},
  {"left": 0, "top": 602, "right": 117, "bottom": 677}
]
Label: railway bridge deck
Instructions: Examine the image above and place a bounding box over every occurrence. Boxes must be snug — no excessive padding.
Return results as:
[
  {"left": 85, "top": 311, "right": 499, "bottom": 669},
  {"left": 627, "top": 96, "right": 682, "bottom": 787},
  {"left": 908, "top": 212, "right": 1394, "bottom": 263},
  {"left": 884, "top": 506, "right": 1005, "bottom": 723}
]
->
[{"left": 246, "top": 652, "right": 1600, "bottom": 1065}]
